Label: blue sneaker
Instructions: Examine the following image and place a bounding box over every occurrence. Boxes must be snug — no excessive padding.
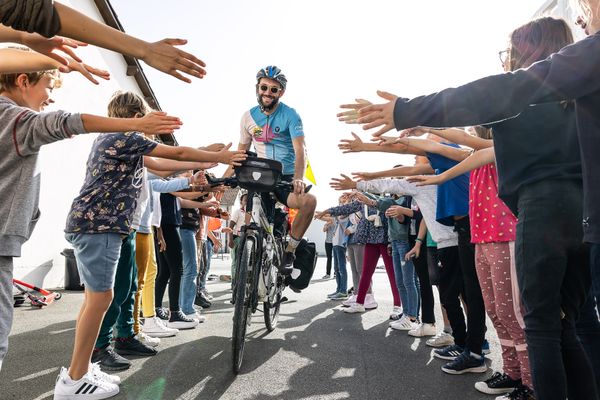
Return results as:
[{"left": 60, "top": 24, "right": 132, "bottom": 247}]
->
[
  {"left": 434, "top": 344, "right": 464, "bottom": 361},
  {"left": 441, "top": 350, "right": 487, "bottom": 375},
  {"left": 482, "top": 339, "right": 491, "bottom": 355},
  {"left": 326, "top": 291, "right": 339, "bottom": 299}
]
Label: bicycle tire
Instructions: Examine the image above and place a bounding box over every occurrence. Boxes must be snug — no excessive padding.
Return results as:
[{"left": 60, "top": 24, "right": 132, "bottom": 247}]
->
[
  {"left": 232, "top": 237, "right": 255, "bottom": 374},
  {"left": 264, "top": 290, "right": 282, "bottom": 332}
]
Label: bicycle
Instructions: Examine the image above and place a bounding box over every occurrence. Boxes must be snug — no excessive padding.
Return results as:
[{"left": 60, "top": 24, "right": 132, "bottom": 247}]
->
[{"left": 207, "top": 155, "right": 311, "bottom": 374}]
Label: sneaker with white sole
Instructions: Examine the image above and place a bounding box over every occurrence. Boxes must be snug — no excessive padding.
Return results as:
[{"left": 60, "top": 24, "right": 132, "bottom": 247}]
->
[
  {"left": 134, "top": 332, "right": 160, "bottom": 348},
  {"left": 408, "top": 323, "right": 437, "bottom": 337},
  {"left": 364, "top": 294, "right": 378, "bottom": 309},
  {"left": 167, "top": 311, "right": 199, "bottom": 330},
  {"left": 89, "top": 363, "right": 121, "bottom": 386},
  {"left": 389, "top": 306, "right": 403, "bottom": 320},
  {"left": 330, "top": 292, "right": 348, "bottom": 300},
  {"left": 185, "top": 311, "right": 207, "bottom": 323},
  {"left": 326, "top": 291, "right": 339, "bottom": 299},
  {"left": 441, "top": 350, "right": 487, "bottom": 375},
  {"left": 200, "top": 288, "right": 213, "bottom": 300},
  {"left": 343, "top": 303, "right": 366, "bottom": 313},
  {"left": 342, "top": 294, "right": 357, "bottom": 307},
  {"left": 390, "top": 316, "right": 419, "bottom": 331},
  {"left": 474, "top": 371, "right": 521, "bottom": 395},
  {"left": 426, "top": 331, "right": 455, "bottom": 347},
  {"left": 434, "top": 344, "right": 465, "bottom": 361},
  {"left": 142, "top": 316, "right": 178, "bottom": 338},
  {"left": 54, "top": 367, "right": 119, "bottom": 399}
]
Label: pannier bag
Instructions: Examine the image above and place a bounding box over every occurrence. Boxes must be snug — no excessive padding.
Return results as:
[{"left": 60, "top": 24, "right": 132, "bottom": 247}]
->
[
  {"left": 234, "top": 156, "right": 282, "bottom": 192},
  {"left": 285, "top": 239, "right": 317, "bottom": 291}
]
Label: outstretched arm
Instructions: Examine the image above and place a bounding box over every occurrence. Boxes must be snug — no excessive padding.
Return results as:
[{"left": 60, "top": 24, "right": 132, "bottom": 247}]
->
[
  {"left": 399, "top": 127, "right": 493, "bottom": 150},
  {"left": 409, "top": 147, "right": 496, "bottom": 186},
  {"left": 395, "top": 138, "right": 470, "bottom": 162},
  {"left": 351, "top": 163, "right": 435, "bottom": 182},
  {"left": 339, "top": 132, "right": 425, "bottom": 155}
]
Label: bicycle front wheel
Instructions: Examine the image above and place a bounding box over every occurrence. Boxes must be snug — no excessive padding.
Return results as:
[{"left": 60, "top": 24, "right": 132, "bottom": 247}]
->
[
  {"left": 232, "top": 236, "right": 256, "bottom": 374},
  {"left": 264, "top": 290, "right": 282, "bottom": 332}
]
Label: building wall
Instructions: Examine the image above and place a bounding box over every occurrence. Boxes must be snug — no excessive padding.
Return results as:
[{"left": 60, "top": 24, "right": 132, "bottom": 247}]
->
[{"left": 10, "top": 0, "right": 148, "bottom": 288}]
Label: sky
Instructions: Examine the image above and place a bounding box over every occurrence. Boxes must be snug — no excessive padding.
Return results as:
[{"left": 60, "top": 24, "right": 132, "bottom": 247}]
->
[{"left": 111, "top": 0, "right": 548, "bottom": 210}]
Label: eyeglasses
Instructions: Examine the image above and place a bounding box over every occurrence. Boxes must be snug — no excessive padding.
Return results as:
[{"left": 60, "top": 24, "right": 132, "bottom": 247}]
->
[
  {"left": 498, "top": 49, "right": 510, "bottom": 65},
  {"left": 258, "top": 84, "right": 282, "bottom": 94}
]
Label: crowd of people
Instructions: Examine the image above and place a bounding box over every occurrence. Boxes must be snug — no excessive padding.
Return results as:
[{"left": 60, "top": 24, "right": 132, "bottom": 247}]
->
[
  {"left": 312, "top": 2, "right": 600, "bottom": 399},
  {"left": 2, "top": 0, "right": 600, "bottom": 399}
]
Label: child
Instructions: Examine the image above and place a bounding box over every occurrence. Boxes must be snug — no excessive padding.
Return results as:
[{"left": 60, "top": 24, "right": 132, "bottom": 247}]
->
[
  {"left": 0, "top": 67, "right": 180, "bottom": 374},
  {"left": 54, "top": 90, "right": 246, "bottom": 398}
]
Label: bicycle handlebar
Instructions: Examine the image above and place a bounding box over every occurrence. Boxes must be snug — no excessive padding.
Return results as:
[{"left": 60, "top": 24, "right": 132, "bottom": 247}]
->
[{"left": 205, "top": 174, "right": 312, "bottom": 194}]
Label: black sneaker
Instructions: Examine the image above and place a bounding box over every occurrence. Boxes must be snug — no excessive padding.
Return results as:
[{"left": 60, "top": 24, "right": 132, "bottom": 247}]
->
[
  {"left": 475, "top": 372, "right": 521, "bottom": 395},
  {"left": 167, "top": 310, "right": 199, "bottom": 330},
  {"left": 194, "top": 293, "right": 212, "bottom": 308},
  {"left": 278, "top": 251, "right": 295, "bottom": 275},
  {"left": 441, "top": 350, "right": 487, "bottom": 375},
  {"left": 434, "top": 344, "right": 465, "bottom": 360},
  {"left": 91, "top": 345, "right": 132, "bottom": 371},
  {"left": 497, "top": 384, "right": 535, "bottom": 400},
  {"left": 114, "top": 336, "right": 158, "bottom": 357},
  {"left": 155, "top": 307, "right": 170, "bottom": 321}
]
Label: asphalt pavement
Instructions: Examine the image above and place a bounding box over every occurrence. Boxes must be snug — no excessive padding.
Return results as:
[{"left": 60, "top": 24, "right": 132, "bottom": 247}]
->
[{"left": 1, "top": 256, "right": 502, "bottom": 400}]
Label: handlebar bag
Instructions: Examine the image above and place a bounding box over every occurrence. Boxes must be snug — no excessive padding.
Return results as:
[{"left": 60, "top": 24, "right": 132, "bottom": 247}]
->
[{"left": 234, "top": 156, "right": 282, "bottom": 192}]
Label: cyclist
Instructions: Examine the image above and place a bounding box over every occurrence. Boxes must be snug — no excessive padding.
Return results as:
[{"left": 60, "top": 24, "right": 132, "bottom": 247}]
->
[{"left": 225, "top": 65, "right": 317, "bottom": 273}]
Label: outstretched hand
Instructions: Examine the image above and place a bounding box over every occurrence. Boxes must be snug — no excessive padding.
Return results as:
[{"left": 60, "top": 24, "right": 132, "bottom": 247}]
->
[
  {"left": 62, "top": 56, "right": 110, "bottom": 84},
  {"left": 351, "top": 171, "right": 378, "bottom": 182},
  {"left": 21, "top": 33, "right": 86, "bottom": 66},
  {"left": 138, "top": 111, "right": 182, "bottom": 134},
  {"left": 399, "top": 127, "right": 430, "bottom": 139},
  {"left": 337, "top": 98, "right": 371, "bottom": 123},
  {"left": 406, "top": 174, "right": 442, "bottom": 187},
  {"left": 142, "top": 38, "right": 207, "bottom": 83},
  {"left": 330, "top": 174, "right": 358, "bottom": 191},
  {"left": 338, "top": 91, "right": 398, "bottom": 137},
  {"left": 338, "top": 132, "right": 365, "bottom": 153},
  {"left": 217, "top": 143, "right": 248, "bottom": 166}
]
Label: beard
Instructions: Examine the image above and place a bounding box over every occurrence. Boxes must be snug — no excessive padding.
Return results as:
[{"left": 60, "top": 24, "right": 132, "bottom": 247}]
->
[{"left": 257, "top": 93, "right": 280, "bottom": 111}]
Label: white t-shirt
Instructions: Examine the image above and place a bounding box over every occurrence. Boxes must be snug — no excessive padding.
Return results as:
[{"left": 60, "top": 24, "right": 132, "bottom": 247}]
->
[{"left": 231, "top": 208, "right": 246, "bottom": 235}]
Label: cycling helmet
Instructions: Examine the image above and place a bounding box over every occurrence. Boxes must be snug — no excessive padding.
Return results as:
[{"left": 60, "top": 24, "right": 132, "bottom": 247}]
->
[{"left": 256, "top": 65, "right": 287, "bottom": 90}]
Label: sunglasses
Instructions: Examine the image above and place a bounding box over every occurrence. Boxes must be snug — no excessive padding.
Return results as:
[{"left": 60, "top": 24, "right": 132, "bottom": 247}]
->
[{"left": 258, "top": 84, "right": 282, "bottom": 94}]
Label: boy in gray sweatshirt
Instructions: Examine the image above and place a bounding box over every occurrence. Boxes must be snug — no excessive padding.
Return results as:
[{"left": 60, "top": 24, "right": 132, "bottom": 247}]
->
[{"left": 0, "top": 67, "right": 182, "bottom": 375}]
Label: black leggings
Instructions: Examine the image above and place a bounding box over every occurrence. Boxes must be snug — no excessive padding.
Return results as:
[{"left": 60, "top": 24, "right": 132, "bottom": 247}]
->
[
  {"left": 155, "top": 224, "right": 183, "bottom": 312},
  {"left": 325, "top": 242, "right": 333, "bottom": 275},
  {"left": 410, "top": 235, "right": 435, "bottom": 324}
]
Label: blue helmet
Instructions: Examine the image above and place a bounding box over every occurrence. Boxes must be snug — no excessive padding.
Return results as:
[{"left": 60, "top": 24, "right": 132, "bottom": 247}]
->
[{"left": 256, "top": 65, "right": 287, "bottom": 90}]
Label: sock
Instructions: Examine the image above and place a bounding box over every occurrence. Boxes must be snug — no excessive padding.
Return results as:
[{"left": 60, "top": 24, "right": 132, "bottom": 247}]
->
[
  {"left": 286, "top": 236, "right": 301, "bottom": 253},
  {"left": 443, "top": 326, "right": 452, "bottom": 334}
]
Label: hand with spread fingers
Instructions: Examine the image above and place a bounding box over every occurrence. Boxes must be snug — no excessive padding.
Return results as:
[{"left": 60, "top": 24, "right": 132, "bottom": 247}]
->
[
  {"left": 351, "top": 171, "right": 379, "bottom": 182},
  {"left": 62, "top": 57, "right": 110, "bottom": 85},
  {"left": 336, "top": 98, "right": 371, "bottom": 123},
  {"left": 20, "top": 32, "right": 86, "bottom": 66},
  {"left": 137, "top": 111, "right": 182, "bottom": 134},
  {"left": 330, "top": 174, "right": 358, "bottom": 191},
  {"left": 399, "top": 126, "right": 431, "bottom": 138},
  {"left": 142, "top": 38, "right": 207, "bottom": 83},
  {"left": 217, "top": 143, "right": 248, "bottom": 166},
  {"left": 406, "top": 174, "right": 443, "bottom": 187},
  {"left": 338, "top": 91, "right": 398, "bottom": 137},
  {"left": 338, "top": 132, "right": 366, "bottom": 153}
]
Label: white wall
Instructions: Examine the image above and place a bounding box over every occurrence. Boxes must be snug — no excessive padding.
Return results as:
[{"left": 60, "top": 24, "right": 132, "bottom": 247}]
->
[{"left": 11, "top": 0, "right": 148, "bottom": 288}]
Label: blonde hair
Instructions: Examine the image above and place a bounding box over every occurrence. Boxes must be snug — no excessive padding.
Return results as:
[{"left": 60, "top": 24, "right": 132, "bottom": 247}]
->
[{"left": 107, "top": 91, "right": 151, "bottom": 118}]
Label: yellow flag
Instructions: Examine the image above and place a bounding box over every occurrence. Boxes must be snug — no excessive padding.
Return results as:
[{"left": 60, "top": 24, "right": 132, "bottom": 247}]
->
[{"left": 305, "top": 159, "right": 317, "bottom": 185}]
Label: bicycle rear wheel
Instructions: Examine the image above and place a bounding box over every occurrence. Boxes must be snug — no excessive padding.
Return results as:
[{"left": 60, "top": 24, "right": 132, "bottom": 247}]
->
[{"left": 232, "top": 237, "right": 256, "bottom": 374}]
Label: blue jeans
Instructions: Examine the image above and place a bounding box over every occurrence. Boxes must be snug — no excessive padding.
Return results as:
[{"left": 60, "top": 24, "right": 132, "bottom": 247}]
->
[
  {"left": 333, "top": 245, "right": 348, "bottom": 294},
  {"left": 179, "top": 228, "right": 198, "bottom": 315},
  {"left": 391, "top": 240, "right": 419, "bottom": 317},
  {"left": 199, "top": 239, "right": 214, "bottom": 290}
]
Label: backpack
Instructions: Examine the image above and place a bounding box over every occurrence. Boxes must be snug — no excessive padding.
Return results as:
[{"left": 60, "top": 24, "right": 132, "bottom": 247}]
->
[{"left": 285, "top": 239, "right": 317, "bottom": 291}]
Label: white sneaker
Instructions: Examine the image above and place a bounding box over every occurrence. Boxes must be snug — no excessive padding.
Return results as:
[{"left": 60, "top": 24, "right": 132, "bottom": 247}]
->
[
  {"left": 201, "top": 288, "right": 213, "bottom": 300},
  {"left": 54, "top": 367, "right": 119, "bottom": 399},
  {"left": 389, "top": 306, "right": 403, "bottom": 320},
  {"left": 89, "top": 363, "right": 120, "bottom": 386},
  {"left": 341, "top": 294, "right": 357, "bottom": 307},
  {"left": 389, "top": 316, "right": 418, "bottom": 331},
  {"left": 167, "top": 311, "right": 199, "bottom": 330},
  {"left": 408, "top": 323, "right": 437, "bottom": 337},
  {"left": 142, "top": 316, "right": 178, "bottom": 338},
  {"left": 343, "top": 303, "right": 366, "bottom": 314},
  {"left": 134, "top": 332, "right": 160, "bottom": 348},
  {"left": 364, "top": 294, "right": 378, "bottom": 310},
  {"left": 185, "top": 311, "right": 207, "bottom": 323},
  {"left": 426, "top": 331, "right": 455, "bottom": 347}
]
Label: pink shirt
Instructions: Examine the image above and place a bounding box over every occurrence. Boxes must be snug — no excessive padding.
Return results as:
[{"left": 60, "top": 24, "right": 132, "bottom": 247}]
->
[{"left": 469, "top": 163, "right": 517, "bottom": 244}]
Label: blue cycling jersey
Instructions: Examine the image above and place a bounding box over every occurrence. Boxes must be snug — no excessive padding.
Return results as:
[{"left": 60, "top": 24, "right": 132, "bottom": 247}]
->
[{"left": 240, "top": 102, "right": 304, "bottom": 175}]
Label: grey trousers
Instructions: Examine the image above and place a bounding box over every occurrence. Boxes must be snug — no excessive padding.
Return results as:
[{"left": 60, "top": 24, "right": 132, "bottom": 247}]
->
[
  {"left": 347, "top": 244, "right": 371, "bottom": 294},
  {"left": 0, "top": 256, "right": 14, "bottom": 372}
]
